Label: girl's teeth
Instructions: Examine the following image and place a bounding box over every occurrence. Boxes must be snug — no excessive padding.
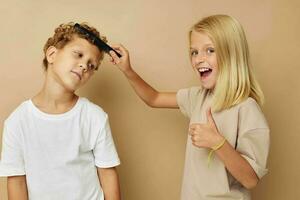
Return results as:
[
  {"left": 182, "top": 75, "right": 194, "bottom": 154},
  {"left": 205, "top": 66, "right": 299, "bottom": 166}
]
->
[
  {"left": 198, "top": 68, "right": 211, "bottom": 72},
  {"left": 198, "top": 68, "right": 212, "bottom": 77}
]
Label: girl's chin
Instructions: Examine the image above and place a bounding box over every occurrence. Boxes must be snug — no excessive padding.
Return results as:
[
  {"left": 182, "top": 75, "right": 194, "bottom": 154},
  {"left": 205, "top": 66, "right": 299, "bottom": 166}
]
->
[{"left": 200, "top": 82, "right": 215, "bottom": 90}]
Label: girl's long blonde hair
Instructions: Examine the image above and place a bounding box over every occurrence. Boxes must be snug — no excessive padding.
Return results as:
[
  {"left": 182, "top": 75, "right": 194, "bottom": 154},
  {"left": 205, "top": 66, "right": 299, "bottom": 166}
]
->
[{"left": 190, "top": 14, "right": 264, "bottom": 112}]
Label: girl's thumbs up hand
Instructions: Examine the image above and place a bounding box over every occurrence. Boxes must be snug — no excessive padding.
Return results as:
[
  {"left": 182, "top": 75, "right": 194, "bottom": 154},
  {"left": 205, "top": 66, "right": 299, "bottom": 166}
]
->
[{"left": 189, "top": 107, "right": 224, "bottom": 149}]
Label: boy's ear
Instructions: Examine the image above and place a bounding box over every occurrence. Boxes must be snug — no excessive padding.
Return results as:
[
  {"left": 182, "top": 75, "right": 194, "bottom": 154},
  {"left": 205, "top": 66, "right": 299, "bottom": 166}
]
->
[{"left": 46, "top": 46, "right": 58, "bottom": 64}]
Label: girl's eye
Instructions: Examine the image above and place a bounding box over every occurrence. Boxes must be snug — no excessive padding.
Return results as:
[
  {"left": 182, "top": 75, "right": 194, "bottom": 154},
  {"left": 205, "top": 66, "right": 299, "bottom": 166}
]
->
[
  {"left": 191, "top": 50, "right": 198, "bottom": 56},
  {"left": 207, "top": 48, "right": 215, "bottom": 54}
]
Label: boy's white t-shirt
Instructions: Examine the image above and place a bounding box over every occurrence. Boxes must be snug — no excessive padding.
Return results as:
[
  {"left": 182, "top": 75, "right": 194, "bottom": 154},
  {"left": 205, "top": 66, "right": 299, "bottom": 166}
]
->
[{"left": 0, "top": 97, "right": 120, "bottom": 200}]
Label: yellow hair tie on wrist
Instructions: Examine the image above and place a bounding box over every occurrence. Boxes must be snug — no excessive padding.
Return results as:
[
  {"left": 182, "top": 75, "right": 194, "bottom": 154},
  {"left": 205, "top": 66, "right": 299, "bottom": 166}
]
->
[{"left": 207, "top": 138, "right": 226, "bottom": 166}]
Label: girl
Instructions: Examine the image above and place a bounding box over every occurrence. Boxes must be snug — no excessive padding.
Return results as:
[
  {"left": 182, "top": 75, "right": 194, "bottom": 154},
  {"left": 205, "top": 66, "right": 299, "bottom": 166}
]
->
[{"left": 109, "top": 14, "right": 269, "bottom": 200}]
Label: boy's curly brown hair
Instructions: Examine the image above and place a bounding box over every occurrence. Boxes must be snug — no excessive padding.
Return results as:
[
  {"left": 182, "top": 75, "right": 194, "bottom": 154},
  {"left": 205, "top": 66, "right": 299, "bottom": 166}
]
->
[{"left": 43, "top": 22, "right": 107, "bottom": 70}]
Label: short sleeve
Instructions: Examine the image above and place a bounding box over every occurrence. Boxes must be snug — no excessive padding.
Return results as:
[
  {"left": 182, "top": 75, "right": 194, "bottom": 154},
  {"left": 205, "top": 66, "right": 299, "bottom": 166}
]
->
[
  {"left": 93, "top": 116, "right": 120, "bottom": 168},
  {"left": 176, "top": 87, "right": 201, "bottom": 118},
  {"left": 237, "top": 99, "right": 270, "bottom": 179},
  {"left": 0, "top": 122, "right": 25, "bottom": 177}
]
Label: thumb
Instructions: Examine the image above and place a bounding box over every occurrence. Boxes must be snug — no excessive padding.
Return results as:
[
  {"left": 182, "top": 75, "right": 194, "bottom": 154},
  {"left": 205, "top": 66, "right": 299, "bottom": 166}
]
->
[
  {"left": 109, "top": 50, "right": 120, "bottom": 64},
  {"left": 206, "top": 107, "right": 216, "bottom": 125}
]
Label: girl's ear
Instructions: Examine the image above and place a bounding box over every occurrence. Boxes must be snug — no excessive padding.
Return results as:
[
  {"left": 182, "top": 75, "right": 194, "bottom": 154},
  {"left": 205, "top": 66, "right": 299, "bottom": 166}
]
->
[{"left": 46, "top": 46, "right": 58, "bottom": 65}]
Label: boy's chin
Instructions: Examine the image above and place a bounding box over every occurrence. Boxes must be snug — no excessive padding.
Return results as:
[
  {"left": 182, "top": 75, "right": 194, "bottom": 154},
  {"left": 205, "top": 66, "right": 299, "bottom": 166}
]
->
[{"left": 62, "top": 82, "right": 81, "bottom": 92}]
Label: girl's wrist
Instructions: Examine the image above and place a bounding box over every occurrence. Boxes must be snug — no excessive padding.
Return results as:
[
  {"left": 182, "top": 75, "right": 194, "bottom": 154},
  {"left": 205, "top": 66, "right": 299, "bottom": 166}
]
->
[
  {"left": 123, "top": 67, "right": 134, "bottom": 77},
  {"left": 207, "top": 135, "right": 226, "bottom": 166},
  {"left": 211, "top": 134, "right": 225, "bottom": 150}
]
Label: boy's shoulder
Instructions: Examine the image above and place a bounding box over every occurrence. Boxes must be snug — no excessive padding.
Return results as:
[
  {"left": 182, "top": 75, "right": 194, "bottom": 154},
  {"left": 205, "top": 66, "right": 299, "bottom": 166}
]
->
[
  {"left": 5, "top": 100, "right": 31, "bottom": 125},
  {"left": 79, "top": 97, "right": 108, "bottom": 119}
]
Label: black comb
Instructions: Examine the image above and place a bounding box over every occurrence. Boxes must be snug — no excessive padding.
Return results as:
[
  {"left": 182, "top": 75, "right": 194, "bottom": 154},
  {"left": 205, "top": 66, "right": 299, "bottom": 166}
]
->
[{"left": 74, "top": 23, "right": 121, "bottom": 58}]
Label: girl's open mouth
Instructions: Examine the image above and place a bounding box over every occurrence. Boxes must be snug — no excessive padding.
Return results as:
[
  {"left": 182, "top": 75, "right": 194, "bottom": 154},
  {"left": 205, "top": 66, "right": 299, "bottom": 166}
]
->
[{"left": 198, "top": 67, "right": 212, "bottom": 78}]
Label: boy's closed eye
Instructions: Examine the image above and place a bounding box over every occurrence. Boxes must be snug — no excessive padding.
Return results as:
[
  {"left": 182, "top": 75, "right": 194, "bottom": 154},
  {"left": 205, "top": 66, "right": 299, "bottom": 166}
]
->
[
  {"left": 88, "top": 63, "right": 96, "bottom": 71},
  {"left": 73, "top": 51, "right": 98, "bottom": 71},
  {"left": 73, "top": 51, "right": 83, "bottom": 58}
]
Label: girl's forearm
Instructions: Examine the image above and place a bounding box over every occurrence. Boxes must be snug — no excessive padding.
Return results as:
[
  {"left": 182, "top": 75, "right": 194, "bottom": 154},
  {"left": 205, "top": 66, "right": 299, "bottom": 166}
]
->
[
  {"left": 215, "top": 141, "right": 259, "bottom": 189},
  {"left": 124, "top": 69, "right": 159, "bottom": 107}
]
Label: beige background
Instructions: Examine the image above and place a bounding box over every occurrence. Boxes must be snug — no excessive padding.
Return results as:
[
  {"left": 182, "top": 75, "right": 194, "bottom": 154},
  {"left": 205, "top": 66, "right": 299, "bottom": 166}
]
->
[{"left": 0, "top": 0, "right": 299, "bottom": 199}]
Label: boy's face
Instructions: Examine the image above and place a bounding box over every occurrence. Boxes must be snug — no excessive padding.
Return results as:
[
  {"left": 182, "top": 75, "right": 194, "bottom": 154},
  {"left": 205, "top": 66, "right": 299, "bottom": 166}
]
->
[{"left": 46, "top": 36, "right": 101, "bottom": 92}]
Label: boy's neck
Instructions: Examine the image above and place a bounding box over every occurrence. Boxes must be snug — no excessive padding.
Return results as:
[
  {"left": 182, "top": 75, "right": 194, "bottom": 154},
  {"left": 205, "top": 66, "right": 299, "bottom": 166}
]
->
[{"left": 32, "top": 76, "right": 79, "bottom": 114}]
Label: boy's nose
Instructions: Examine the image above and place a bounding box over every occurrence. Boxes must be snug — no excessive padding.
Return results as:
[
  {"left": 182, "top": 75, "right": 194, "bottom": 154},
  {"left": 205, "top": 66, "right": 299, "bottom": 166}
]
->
[{"left": 79, "top": 64, "right": 88, "bottom": 72}]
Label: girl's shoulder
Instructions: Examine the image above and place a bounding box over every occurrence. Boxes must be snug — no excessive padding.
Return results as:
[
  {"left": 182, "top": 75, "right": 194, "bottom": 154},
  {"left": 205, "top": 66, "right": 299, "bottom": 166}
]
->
[
  {"left": 237, "top": 97, "right": 269, "bottom": 130},
  {"left": 178, "top": 86, "right": 207, "bottom": 99},
  {"left": 180, "top": 86, "right": 202, "bottom": 94},
  {"left": 177, "top": 86, "right": 210, "bottom": 106},
  {"left": 239, "top": 97, "right": 259, "bottom": 109}
]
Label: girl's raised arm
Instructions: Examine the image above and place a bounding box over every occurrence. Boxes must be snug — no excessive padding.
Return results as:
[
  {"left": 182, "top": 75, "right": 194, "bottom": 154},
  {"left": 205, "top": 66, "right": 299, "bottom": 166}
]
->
[{"left": 109, "top": 44, "right": 178, "bottom": 108}]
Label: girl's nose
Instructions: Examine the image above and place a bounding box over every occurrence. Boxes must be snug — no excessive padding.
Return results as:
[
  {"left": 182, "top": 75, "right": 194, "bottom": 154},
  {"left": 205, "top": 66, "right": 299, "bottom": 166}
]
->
[{"left": 196, "top": 53, "right": 206, "bottom": 64}]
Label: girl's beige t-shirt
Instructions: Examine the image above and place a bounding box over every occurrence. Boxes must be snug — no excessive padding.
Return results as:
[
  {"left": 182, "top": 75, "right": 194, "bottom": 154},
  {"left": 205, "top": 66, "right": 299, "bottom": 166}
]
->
[{"left": 177, "top": 87, "right": 270, "bottom": 200}]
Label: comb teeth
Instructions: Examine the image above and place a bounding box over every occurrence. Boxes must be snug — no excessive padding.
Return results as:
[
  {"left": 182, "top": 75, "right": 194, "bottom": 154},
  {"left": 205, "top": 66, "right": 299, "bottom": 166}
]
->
[
  {"left": 73, "top": 23, "right": 122, "bottom": 58},
  {"left": 74, "top": 23, "right": 96, "bottom": 42}
]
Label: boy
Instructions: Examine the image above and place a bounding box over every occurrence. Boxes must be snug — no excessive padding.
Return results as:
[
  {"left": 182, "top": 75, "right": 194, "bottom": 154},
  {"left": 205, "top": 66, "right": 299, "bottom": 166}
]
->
[{"left": 0, "top": 22, "right": 121, "bottom": 200}]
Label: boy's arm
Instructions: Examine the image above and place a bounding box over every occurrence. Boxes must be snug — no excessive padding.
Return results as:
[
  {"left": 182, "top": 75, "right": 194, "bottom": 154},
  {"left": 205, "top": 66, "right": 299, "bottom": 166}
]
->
[
  {"left": 109, "top": 44, "right": 178, "bottom": 108},
  {"left": 97, "top": 167, "right": 121, "bottom": 200},
  {"left": 7, "top": 175, "right": 28, "bottom": 200}
]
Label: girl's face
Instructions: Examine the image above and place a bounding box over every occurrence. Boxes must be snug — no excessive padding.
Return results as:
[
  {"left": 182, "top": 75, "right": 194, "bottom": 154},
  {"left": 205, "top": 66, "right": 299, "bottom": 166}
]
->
[{"left": 190, "top": 31, "right": 218, "bottom": 90}]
